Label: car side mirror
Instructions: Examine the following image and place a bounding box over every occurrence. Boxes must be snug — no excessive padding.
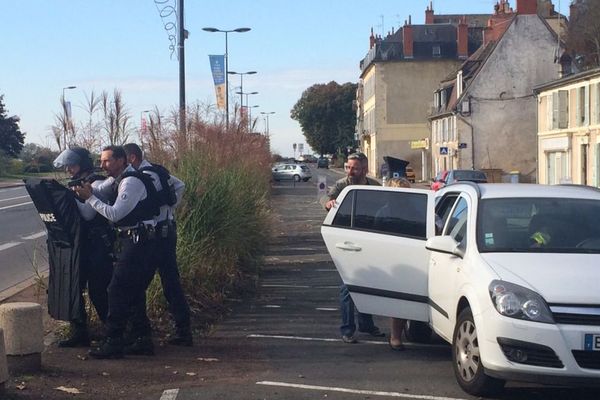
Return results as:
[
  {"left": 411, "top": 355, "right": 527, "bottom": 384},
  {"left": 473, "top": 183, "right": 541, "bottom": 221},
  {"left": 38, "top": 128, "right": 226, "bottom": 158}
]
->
[{"left": 425, "top": 236, "right": 465, "bottom": 258}]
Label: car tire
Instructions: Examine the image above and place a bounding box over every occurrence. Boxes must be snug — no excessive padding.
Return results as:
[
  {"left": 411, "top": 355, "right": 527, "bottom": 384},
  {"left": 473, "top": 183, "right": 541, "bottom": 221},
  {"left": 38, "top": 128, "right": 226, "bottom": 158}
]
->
[
  {"left": 404, "top": 321, "right": 433, "bottom": 343},
  {"left": 302, "top": 178, "right": 309, "bottom": 182},
  {"left": 452, "top": 307, "right": 505, "bottom": 396},
  {"left": 293, "top": 174, "right": 301, "bottom": 182}
]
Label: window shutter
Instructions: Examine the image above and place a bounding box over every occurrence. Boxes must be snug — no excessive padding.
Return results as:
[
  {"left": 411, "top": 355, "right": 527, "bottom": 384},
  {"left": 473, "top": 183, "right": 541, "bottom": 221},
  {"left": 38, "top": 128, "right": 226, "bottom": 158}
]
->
[
  {"left": 585, "top": 85, "right": 590, "bottom": 126},
  {"left": 552, "top": 92, "right": 559, "bottom": 129},
  {"left": 558, "top": 90, "right": 568, "bottom": 129}
]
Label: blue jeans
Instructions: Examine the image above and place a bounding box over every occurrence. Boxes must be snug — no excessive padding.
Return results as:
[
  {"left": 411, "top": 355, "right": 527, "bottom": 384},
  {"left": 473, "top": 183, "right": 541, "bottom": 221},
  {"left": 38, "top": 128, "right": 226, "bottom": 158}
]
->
[{"left": 339, "top": 284, "right": 377, "bottom": 336}]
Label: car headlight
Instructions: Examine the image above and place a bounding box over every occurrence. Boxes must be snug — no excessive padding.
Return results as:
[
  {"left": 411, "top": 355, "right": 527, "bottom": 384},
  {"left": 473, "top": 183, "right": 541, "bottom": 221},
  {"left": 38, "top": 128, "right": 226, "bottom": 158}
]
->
[{"left": 488, "top": 280, "right": 554, "bottom": 324}]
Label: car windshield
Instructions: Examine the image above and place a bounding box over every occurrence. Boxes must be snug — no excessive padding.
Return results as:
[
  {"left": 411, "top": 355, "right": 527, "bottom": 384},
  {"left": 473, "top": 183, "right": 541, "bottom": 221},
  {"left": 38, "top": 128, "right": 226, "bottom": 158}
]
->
[
  {"left": 454, "top": 171, "right": 486, "bottom": 181},
  {"left": 477, "top": 197, "right": 600, "bottom": 253}
]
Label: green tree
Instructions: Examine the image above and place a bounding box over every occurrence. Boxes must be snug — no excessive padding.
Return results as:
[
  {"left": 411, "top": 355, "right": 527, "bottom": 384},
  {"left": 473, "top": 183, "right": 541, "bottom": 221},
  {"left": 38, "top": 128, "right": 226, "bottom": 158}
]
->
[
  {"left": 290, "top": 81, "right": 357, "bottom": 155},
  {"left": 566, "top": 0, "right": 600, "bottom": 69},
  {"left": 0, "top": 95, "right": 25, "bottom": 157}
]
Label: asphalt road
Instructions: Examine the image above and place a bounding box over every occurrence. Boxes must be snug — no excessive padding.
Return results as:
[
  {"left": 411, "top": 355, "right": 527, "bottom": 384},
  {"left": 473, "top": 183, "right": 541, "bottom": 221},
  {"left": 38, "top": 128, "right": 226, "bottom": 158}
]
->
[
  {"left": 0, "top": 185, "right": 48, "bottom": 295},
  {"left": 168, "top": 167, "right": 600, "bottom": 400}
]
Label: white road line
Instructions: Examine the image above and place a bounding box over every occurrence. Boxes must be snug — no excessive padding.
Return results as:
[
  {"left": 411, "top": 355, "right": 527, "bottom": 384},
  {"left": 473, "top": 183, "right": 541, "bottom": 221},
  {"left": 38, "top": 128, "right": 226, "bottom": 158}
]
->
[
  {"left": 0, "top": 201, "right": 33, "bottom": 211},
  {"left": 159, "top": 388, "right": 179, "bottom": 400},
  {"left": 21, "top": 231, "right": 47, "bottom": 240},
  {"left": 261, "top": 284, "right": 309, "bottom": 288},
  {"left": 255, "top": 381, "right": 468, "bottom": 400},
  {"left": 263, "top": 305, "right": 281, "bottom": 308},
  {"left": 247, "top": 334, "right": 385, "bottom": 345},
  {"left": 0, "top": 195, "right": 29, "bottom": 202},
  {"left": 315, "top": 307, "right": 338, "bottom": 311},
  {"left": 0, "top": 242, "right": 23, "bottom": 252},
  {"left": 316, "top": 269, "right": 337, "bottom": 272}
]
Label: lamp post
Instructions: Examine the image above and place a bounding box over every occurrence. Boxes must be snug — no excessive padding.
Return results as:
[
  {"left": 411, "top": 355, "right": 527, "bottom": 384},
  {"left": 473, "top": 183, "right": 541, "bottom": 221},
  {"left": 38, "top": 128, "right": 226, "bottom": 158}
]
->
[
  {"left": 202, "top": 27, "right": 251, "bottom": 128},
  {"left": 228, "top": 70, "right": 256, "bottom": 110},
  {"left": 236, "top": 91, "right": 258, "bottom": 129},
  {"left": 62, "top": 86, "right": 77, "bottom": 141},
  {"left": 248, "top": 105, "right": 259, "bottom": 132},
  {"left": 260, "top": 111, "right": 275, "bottom": 136}
]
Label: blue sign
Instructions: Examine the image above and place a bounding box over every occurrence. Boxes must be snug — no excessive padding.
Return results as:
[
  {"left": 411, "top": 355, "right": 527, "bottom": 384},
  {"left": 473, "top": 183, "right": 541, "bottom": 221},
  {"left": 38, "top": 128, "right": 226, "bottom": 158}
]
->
[
  {"left": 440, "top": 147, "right": 449, "bottom": 155},
  {"left": 458, "top": 143, "right": 468, "bottom": 149},
  {"left": 208, "top": 55, "right": 225, "bottom": 85}
]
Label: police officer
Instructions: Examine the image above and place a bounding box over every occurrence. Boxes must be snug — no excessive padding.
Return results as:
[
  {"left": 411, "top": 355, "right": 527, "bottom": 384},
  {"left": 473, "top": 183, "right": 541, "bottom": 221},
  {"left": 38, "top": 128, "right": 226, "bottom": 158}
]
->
[
  {"left": 123, "top": 143, "right": 192, "bottom": 346},
  {"left": 74, "top": 145, "right": 159, "bottom": 359},
  {"left": 52, "top": 147, "right": 113, "bottom": 347}
]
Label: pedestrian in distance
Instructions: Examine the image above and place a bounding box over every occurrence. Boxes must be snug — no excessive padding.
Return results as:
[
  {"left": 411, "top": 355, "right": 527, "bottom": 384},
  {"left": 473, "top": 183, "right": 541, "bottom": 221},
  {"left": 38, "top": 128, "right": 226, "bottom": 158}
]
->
[
  {"left": 52, "top": 147, "right": 113, "bottom": 347},
  {"left": 320, "top": 152, "right": 385, "bottom": 344},
  {"left": 74, "top": 145, "right": 160, "bottom": 359},
  {"left": 123, "top": 143, "right": 193, "bottom": 347}
]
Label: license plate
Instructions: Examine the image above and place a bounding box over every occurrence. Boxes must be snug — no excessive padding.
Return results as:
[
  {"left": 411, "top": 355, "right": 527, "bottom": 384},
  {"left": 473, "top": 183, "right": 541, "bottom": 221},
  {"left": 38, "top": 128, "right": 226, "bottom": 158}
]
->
[{"left": 584, "top": 334, "right": 600, "bottom": 351}]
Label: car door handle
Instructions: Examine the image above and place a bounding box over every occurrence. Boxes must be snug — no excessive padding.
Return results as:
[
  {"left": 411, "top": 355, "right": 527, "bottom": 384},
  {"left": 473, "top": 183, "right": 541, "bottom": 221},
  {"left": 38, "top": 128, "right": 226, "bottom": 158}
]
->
[{"left": 335, "top": 242, "right": 362, "bottom": 252}]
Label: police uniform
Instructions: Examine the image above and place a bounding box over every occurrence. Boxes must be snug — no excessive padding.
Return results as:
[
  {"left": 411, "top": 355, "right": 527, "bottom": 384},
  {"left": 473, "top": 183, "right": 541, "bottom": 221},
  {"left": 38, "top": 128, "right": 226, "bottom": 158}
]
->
[
  {"left": 138, "top": 159, "right": 192, "bottom": 345},
  {"left": 86, "top": 165, "right": 159, "bottom": 358}
]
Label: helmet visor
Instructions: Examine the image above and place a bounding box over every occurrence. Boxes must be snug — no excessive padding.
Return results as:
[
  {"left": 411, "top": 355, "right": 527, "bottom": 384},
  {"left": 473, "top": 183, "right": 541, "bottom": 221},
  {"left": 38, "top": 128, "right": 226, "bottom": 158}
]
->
[{"left": 53, "top": 149, "right": 82, "bottom": 168}]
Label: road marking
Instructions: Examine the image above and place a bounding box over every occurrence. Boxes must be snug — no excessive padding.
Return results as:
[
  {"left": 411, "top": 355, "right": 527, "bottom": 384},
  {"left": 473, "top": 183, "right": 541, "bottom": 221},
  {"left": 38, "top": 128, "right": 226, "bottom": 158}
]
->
[
  {"left": 261, "top": 284, "right": 309, "bottom": 288},
  {"left": 316, "top": 269, "right": 337, "bottom": 272},
  {"left": 0, "top": 241, "right": 23, "bottom": 252},
  {"left": 0, "top": 201, "right": 33, "bottom": 211},
  {"left": 21, "top": 231, "right": 47, "bottom": 240},
  {"left": 0, "top": 195, "right": 29, "bottom": 202},
  {"left": 159, "top": 388, "right": 179, "bottom": 400},
  {"left": 315, "top": 307, "right": 338, "bottom": 311},
  {"left": 263, "top": 305, "right": 281, "bottom": 308},
  {"left": 255, "top": 381, "right": 468, "bottom": 400},
  {"left": 247, "top": 334, "right": 385, "bottom": 345}
]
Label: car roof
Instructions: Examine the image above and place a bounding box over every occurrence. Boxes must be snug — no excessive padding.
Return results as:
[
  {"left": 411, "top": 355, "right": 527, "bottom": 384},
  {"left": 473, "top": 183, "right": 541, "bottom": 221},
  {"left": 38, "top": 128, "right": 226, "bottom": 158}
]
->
[{"left": 443, "top": 183, "right": 600, "bottom": 200}]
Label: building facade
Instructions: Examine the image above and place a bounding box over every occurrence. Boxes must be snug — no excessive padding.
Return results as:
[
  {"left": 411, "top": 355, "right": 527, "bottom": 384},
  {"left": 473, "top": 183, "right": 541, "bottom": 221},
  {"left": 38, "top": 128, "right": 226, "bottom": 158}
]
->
[
  {"left": 535, "top": 68, "right": 600, "bottom": 186},
  {"left": 429, "top": 0, "right": 563, "bottom": 183},
  {"left": 356, "top": 3, "right": 488, "bottom": 179}
]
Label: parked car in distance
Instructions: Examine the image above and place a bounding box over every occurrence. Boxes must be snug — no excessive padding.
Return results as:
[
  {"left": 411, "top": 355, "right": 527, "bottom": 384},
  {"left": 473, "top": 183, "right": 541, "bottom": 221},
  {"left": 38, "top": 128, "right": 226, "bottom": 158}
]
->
[
  {"left": 317, "top": 157, "right": 329, "bottom": 169},
  {"left": 272, "top": 163, "right": 312, "bottom": 182},
  {"left": 405, "top": 166, "right": 416, "bottom": 183},
  {"left": 321, "top": 183, "right": 600, "bottom": 396},
  {"left": 432, "top": 169, "right": 487, "bottom": 191}
]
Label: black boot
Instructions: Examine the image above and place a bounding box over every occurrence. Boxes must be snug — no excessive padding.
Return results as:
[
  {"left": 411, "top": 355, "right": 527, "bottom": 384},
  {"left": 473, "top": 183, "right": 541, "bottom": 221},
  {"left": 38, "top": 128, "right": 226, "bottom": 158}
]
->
[
  {"left": 89, "top": 337, "right": 124, "bottom": 359},
  {"left": 167, "top": 327, "right": 193, "bottom": 347},
  {"left": 58, "top": 322, "right": 90, "bottom": 348},
  {"left": 124, "top": 336, "right": 155, "bottom": 355}
]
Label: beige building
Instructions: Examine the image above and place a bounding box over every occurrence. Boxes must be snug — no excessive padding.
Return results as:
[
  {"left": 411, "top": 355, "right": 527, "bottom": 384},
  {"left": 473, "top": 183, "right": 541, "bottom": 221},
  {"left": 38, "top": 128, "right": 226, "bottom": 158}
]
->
[
  {"left": 428, "top": 0, "right": 563, "bottom": 183},
  {"left": 356, "top": 4, "right": 489, "bottom": 179},
  {"left": 535, "top": 68, "right": 600, "bottom": 186}
]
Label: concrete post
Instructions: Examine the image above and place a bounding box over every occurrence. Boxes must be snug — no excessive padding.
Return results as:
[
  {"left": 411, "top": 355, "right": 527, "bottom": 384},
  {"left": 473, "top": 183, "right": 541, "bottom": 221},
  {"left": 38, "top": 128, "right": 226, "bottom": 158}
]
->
[
  {"left": 0, "top": 302, "right": 44, "bottom": 374},
  {"left": 0, "top": 328, "right": 8, "bottom": 393}
]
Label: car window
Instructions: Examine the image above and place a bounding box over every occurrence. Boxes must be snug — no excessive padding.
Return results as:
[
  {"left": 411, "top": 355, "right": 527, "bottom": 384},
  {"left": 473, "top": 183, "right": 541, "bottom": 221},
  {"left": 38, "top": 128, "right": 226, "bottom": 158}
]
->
[
  {"left": 445, "top": 197, "right": 468, "bottom": 246},
  {"left": 454, "top": 170, "right": 486, "bottom": 181},
  {"left": 434, "top": 194, "right": 459, "bottom": 235},
  {"left": 331, "top": 191, "right": 353, "bottom": 227},
  {"left": 355, "top": 190, "right": 427, "bottom": 239}
]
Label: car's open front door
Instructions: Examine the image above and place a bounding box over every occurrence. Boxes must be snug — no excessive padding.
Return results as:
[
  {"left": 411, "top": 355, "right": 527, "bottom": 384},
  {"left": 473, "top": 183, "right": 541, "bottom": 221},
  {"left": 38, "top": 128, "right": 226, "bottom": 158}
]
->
[{"left": 321, "top": 186, "right": 435, "bottom": 322}]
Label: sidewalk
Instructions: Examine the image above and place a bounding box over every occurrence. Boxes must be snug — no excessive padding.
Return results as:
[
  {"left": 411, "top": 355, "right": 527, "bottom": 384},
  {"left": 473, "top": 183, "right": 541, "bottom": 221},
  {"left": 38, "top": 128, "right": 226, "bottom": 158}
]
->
[{"left": 0, "top": 178, "right": 24, "bottom": 189}]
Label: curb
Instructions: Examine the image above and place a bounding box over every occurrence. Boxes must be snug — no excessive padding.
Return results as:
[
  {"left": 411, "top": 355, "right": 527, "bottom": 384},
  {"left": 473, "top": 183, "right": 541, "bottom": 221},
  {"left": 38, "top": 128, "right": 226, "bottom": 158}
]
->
[
  {"left": 0, "top": 183, "right": 25, "bottom": 189},
  {"left": 0, "top": 270, "right": 49, "bottom": 304}
]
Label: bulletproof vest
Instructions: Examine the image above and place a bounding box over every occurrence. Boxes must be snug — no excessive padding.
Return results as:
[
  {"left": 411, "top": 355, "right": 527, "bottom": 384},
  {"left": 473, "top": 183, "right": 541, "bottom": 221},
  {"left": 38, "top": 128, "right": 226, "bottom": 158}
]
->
[
  {"left": 24, "top": 178, "right": 82, "bottom": 321},
  {"left": 109, "top": 170, "right": 160, "bottom": 226},
  {"left": 139, "top": 163, "right": 177, "bottom": 207}
]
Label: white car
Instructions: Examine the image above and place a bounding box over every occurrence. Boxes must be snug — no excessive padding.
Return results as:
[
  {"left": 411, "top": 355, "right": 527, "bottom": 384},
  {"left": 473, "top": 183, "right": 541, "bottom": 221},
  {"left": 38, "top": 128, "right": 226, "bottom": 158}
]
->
[{"left": 321, "top": 183, "right": 600, "bottom": 396}]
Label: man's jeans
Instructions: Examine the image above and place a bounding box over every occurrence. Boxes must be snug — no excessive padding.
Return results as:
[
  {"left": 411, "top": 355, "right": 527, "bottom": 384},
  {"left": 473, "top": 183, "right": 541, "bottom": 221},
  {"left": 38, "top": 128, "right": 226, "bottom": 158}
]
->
[{"left": 340, "top": 284, "right": 377, "bottom": 336}]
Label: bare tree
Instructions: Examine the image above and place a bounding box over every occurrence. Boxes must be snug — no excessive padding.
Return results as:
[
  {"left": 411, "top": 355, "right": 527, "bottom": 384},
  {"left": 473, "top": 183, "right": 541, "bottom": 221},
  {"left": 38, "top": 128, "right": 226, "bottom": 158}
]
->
[
  {"left": 51, "top": 96, "right": 76, "bottom": 151},
  {"left": 101, "top": 89, "right": 132, "bottom": 145},
  {"left": 75, "top": 90, "right": 102, "bottom": 151},
  {"left": 566, "top": 0, "right": 600, "bottom": 69}
]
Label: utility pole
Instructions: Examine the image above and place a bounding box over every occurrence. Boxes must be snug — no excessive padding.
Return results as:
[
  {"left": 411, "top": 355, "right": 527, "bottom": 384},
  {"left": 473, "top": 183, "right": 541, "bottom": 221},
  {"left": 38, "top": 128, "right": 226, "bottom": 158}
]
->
[{"left": 178, "top": 0, "right": 186, "bottom": 134}]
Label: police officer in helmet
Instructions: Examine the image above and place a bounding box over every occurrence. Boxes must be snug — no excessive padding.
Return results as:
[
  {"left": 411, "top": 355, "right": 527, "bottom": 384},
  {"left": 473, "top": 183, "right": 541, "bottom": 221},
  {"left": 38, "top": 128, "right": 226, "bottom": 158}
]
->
[
  {"left": 53, "top": 147, "right": 113, "bottom": 347},
  {"left": 74, "top": 145, "right": 160, "bottom": 359}
]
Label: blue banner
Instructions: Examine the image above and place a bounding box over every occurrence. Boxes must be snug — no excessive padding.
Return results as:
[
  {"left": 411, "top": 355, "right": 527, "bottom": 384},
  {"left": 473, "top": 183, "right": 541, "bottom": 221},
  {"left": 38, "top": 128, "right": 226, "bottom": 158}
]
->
[{"left": 209, "top": 55, "right": 226, "bottom": 109}]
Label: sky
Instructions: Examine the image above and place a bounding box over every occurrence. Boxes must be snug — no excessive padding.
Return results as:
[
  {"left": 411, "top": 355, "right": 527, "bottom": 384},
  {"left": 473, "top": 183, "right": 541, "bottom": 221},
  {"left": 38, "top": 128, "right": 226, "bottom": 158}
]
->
[{"left": 1, "top": 0, "right": 569, "bottom": 157}]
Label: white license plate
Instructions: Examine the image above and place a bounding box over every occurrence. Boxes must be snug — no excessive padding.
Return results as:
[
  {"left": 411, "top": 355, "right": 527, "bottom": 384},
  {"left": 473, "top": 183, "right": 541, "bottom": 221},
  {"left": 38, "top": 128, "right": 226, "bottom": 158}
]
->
[{"left": 584, "top": 334, "right": 600, "bottom": 351}]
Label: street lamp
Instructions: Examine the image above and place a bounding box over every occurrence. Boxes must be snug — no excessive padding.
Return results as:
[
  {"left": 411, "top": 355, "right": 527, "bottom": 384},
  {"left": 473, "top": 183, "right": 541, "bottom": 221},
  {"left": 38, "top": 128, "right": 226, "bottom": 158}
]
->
[
  {"left": 62, "top": 85, "right": 76, "bottom": 98},
  {"left": 228, "top": 70, "right": 256, "bottom": 110},
  {"left": 202, "top": 27, "right": 251, "bottom": 128},
  {"left": 260, "top": 111, "right": 275, "bottom": 136},
  {"left": 62, "top": 86, "right": 77, "bottom": 137}
]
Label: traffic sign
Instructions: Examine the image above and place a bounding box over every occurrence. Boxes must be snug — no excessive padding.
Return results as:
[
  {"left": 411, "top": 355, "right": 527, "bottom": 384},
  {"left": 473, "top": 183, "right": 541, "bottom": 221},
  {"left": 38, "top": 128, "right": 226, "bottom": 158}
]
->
[{"left": 440, "top": 147, "right": 448, "bottom": 155}]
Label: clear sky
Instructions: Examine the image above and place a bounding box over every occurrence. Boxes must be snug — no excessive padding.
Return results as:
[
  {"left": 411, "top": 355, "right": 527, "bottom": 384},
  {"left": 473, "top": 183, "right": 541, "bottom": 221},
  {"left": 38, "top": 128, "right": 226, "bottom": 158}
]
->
[{"left": 0, "top": 0, "right": 568, "bottom": 157}]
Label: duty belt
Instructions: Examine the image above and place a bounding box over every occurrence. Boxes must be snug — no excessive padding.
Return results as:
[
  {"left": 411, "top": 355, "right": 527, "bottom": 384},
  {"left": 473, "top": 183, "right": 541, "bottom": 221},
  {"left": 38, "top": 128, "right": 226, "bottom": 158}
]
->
[{"left": 114, "top": 224, "right": 155, "bottom": 244}]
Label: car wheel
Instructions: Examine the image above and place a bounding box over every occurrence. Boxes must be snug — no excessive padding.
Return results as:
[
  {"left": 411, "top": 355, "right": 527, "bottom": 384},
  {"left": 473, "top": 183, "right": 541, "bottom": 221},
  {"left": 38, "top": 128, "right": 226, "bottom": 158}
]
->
[
  {"left": 404, "top": 321, "right": 433, "bottom": 343},
  {"left": 302, "top": 178, "right": 309, "bottom": 182},
  {"left": 293, "top": 174, "right": 301, "bottom": 182},
  {"left": 452, "top": 307, "right": 505, "bottom": 396}
]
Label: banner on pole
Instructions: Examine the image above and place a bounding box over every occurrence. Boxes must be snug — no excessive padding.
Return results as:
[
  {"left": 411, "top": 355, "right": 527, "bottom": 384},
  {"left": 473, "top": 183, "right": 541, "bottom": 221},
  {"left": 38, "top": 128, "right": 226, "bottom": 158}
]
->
[{"left": 209, "top": 55, "right": 226, "bottom": 109}]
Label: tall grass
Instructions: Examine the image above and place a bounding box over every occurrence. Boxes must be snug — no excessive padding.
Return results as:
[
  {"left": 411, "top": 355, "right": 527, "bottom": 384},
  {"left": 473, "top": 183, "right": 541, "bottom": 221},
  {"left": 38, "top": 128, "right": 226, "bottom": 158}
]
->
[{"left": 143, "top": 108, "right": 272, "bottom": 326}]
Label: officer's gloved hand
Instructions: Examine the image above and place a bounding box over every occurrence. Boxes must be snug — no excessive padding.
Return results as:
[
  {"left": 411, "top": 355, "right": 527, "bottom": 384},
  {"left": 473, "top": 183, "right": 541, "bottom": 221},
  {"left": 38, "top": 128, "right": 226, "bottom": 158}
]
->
[{"left": 74, "top": 182, "right": 93, "bottom": 200}]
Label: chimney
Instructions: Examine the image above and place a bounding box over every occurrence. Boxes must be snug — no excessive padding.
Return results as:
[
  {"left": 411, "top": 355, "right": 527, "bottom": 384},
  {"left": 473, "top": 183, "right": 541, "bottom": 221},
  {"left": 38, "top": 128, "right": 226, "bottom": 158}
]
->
[
  {"left": 457, "top": 16, "right": 468, "bottom": 59},
  {"left": 516, "top": 0, "right": 537, "bottom": 15},
  {"left": 403, "top": 17, "right": 413, "bottom": 59},
  {"left": 369, "top": 27, "right": 375, "bottom": 49},
  {"left": 425, "top": 1, "right": 434, "bottom": 24}
]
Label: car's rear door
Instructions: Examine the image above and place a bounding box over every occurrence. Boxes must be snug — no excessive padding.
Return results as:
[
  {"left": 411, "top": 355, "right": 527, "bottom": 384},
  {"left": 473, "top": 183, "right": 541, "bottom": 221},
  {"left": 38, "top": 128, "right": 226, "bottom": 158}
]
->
[{"left": 321, "top": 186, "right": 435, "bottom": 322}]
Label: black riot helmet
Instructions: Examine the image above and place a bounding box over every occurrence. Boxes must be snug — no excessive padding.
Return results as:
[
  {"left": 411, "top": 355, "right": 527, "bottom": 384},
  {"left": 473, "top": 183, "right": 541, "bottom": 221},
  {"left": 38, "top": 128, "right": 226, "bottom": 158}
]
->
[{"left": 53, "top": 147, "right": 95, "bottom": 176}]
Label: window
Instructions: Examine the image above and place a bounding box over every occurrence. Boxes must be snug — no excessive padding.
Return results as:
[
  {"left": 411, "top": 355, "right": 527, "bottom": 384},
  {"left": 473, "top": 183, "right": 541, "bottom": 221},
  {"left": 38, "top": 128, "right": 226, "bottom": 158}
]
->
[
  {"left": 596, "top": 143, "right": 600, "bottom": 187},
  {"left": 433, "top": 45, "right": 441, "bottom": 57},
  {"left": 546, "top": 151, "right": 569, "bottom": 184},
  {"left": 577, "top": 86, "right": 589, "bottom": 127},
  {"left": 435, "top": 194, "right": 459, "bottom": 235},
  {"left": 347, "top": 190, "right": 428, "bottom": 239},
  {"left": 445, "top": 197, "right": 468, "bottom": 246},
  {"left": 332, "top": 191, "right": 353, "bottom": 227},
  {"left": 551, "top": 90, "right": 568, "bottom": 129}
]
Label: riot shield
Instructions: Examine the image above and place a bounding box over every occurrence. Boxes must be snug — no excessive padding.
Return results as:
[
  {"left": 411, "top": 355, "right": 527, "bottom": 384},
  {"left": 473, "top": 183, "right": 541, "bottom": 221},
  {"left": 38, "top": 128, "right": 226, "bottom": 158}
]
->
[{"left": 24, "top": 178, "right": 82, "bottom": 321}]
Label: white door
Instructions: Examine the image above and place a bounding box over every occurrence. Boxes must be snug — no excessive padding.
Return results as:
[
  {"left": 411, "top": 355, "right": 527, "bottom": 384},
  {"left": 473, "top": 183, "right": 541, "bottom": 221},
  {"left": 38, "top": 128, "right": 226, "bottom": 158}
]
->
[{"left": 321, "top": 186, "right": 435, "bottom": 322}]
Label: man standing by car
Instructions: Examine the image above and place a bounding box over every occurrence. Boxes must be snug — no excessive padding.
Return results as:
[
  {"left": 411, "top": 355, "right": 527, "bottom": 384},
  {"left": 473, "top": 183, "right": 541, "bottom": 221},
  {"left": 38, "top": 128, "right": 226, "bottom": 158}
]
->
[
  {"left": 123, "top": 143, "right": 192, "bottom": 348},
  {"left": 320, "top": 152, "right": 384, "bottom": 343}
]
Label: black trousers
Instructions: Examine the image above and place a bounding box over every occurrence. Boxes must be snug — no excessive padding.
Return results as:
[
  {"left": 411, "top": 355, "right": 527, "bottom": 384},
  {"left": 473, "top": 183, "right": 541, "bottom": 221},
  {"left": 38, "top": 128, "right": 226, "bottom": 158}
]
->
[
  {"left": 105, "top": 236, "right": 156, "bottom": 339},
  {"left": 153, "top": 222, "right": 191, "bottom": 330},
  {"left": 74, "top": 231, "right": 113, "bottom": 324}
]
